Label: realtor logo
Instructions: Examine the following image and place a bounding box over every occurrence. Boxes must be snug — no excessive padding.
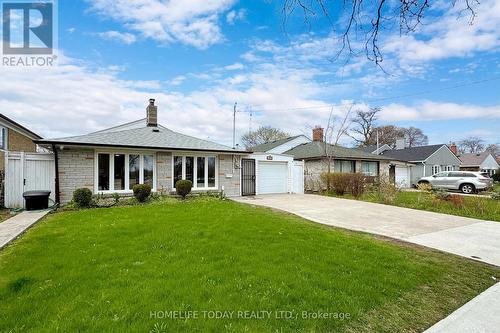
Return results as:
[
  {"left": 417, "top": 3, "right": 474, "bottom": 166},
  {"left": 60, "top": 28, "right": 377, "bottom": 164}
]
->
[{"left": 1, "top": 0, "right": 57, "bottom": 66}]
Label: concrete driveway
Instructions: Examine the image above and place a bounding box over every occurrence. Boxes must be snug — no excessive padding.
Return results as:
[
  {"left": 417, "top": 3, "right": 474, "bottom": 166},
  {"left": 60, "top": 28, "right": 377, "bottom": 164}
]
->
[{"left": 232, "top": 194, "right": 500, "bottom": 266}]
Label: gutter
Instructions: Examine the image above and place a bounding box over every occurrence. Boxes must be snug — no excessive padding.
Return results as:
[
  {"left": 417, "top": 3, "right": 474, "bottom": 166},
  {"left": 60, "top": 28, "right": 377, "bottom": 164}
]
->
[
  {"left": 35, "top": 140, "right": 249, "bottom": 155},
  {"left": 52, "top": 144, "right": 60, "bottom": 204}
]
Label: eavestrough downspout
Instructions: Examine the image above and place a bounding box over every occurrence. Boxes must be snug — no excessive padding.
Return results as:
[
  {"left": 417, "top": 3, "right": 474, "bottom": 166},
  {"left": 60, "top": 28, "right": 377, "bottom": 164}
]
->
[{"left": 52, "top": 144, "right": 60, "bottom": 204}]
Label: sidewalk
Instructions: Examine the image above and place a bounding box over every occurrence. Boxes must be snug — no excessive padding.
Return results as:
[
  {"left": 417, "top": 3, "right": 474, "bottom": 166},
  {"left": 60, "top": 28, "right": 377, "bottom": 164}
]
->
[
  {"left": 0, "top": 210, "right": 50, "bottom": 250},
  {"left": 425, "top": 282, "right": 500, "bottom": 333}
]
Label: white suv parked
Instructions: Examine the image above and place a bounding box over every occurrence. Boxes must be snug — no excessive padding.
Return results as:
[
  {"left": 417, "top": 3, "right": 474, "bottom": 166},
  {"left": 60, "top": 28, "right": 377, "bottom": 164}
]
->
[{"left": 418, "top": 171, "right": 493, "bottom": 194}]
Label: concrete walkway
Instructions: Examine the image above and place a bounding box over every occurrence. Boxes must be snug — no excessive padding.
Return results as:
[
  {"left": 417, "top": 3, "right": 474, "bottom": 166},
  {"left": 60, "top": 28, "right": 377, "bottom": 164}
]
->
[
  {"left": 232, "top": 194, "right": 500, "bottom": 266},
  {"left": 424, "top": 282, "right": 500, "bottom": 333},
  {"left": 0, "top": 210, "right": 50, "bottom": 250}
]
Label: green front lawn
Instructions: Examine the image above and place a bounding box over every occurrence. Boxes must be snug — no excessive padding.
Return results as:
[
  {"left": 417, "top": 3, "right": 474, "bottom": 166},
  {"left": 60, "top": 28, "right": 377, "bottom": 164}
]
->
[
  {"left": 1, "top": 198, "right": 498, "bottom": 332},
  {"left": 329, "top": 190, "right": 500, "bottom": 222}
]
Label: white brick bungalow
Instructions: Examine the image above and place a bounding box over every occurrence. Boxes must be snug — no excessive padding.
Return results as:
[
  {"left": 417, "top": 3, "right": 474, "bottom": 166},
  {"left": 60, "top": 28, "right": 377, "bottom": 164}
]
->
[{"left": 36, "top": 99, "right": 248, "bottom": 203}]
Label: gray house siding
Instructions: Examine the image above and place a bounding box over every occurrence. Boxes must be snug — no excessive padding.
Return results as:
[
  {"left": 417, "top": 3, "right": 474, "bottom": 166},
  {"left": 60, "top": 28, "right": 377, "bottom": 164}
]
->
[{"left": 409, "top": 146, "right": 461, "bottom": 186}]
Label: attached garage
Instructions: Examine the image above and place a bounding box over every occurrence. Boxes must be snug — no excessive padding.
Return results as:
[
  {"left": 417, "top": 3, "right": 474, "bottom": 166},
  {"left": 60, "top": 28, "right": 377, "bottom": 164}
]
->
[
  {"left": 395, "top": 165, "right": 411, "bottom": 188},
  {"left": 258, "top": 161, "right": 288, "bottom": 194},
  {"left": 242, "top": 153, "right": 304, "bottom": 196}
]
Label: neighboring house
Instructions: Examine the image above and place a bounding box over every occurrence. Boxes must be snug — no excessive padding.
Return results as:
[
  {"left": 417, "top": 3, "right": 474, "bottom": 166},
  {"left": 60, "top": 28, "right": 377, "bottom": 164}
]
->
[
  {"left": 37, "top": 99, "right": 248, "bottom": 203},
  {"left": 380, "top": 144, "right": 462, "bottom": 187},
  {"left": 458, "top": 152, "right": 499, "bottom": 176},
  {"left": 252, "top": 127, "right": 410, "bottom": 191},
  {"left": 358, "top": 144, "right": 392, "bottom": 155},
  {"left": 0, "top": 114, "right": 42, "bottom": 171}
]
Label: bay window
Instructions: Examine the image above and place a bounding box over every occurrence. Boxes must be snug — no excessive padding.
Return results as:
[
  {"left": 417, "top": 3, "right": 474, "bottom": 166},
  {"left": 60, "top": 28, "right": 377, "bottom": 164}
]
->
[
  {"left": 143, "top": 155, "right": 154, "bottom": 187},
  {"left": 173, "top": 156, "right": 183, "bottom": 188},
  {"left": 197, "top": 157, "right": 205, "bottom": 187},
  {"left": 96, "top": 152, "right": 156, "bottom": 192},
  {"left": 98, "top": 154, "right": 110, "bottom": 190},
  {"left": 129, "top": 155, "right": 140, "bottom": 189},
  {"left": 173, "top": 155, "right": 217, "bottom": 189},
  {"left": 114, "top": 154, "right": 125, "bottom": 190}
]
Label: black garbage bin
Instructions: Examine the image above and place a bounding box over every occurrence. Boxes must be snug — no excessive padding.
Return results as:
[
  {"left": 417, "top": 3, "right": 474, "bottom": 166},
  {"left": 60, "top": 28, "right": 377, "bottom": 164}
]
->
[{"left": 23, "top": 191, "right": 51, "bottom": 211}]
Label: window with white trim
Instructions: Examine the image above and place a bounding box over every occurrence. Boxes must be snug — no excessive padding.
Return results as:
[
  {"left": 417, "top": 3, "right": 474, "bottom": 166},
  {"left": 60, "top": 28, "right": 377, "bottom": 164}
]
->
[
  {"left": 97, "top": 152, "right": 156, "bottom": 192},
  {"left": 432, "top": 165, "right": 441, "bottom": 175},
  {"left": 172, "top": 155, "right": 217, "bottom": 189}
]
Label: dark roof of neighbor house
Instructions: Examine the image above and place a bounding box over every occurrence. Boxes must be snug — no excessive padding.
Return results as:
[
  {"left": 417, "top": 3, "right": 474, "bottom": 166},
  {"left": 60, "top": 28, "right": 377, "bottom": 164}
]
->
[
  {"left": 458, "top": 152, "right": 493, "bottom": 167},
  {"left": 380, "top": 144, "right": 446, "bottom": 162},
  {"left": 250, "top": 135, "right": 302, "bottom": 152},
  {"left": 283, "top": 141, "right": 393, "bottom": 160},
  {"left": 358, "top": 145, "right": 378, "bottom": 153},
  {"left": 0, "top": 114, "right": 42, "bottom": 139},
  {"left": 37, "top": 119, "right": 245, "bottom": 153}
]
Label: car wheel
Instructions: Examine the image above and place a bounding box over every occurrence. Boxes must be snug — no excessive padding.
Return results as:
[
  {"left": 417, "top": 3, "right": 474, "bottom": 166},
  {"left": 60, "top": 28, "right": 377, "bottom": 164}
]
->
[{"left": 460, "top": 183, "right": 475, "bottom": 194}]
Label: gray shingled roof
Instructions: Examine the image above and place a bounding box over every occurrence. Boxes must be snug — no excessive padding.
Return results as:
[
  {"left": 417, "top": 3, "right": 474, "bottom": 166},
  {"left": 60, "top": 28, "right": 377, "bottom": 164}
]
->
[
  {"left": 251, "top": 135, "right": 301, "bottom": 152},
  {"left": 358, "top": 145, "right": 378, "bottom": 153},
  {"left": 458, "top": 152, "right": 491, "bottom": 166},
  {"left": 380, "top": 144, "right": 444, "bottom": 162},
  {"left": 283, "top": 141, "right": 393, "bottom": 160},
  {"left": 37, "top": 122, "right": 244, "bottom": 153}
]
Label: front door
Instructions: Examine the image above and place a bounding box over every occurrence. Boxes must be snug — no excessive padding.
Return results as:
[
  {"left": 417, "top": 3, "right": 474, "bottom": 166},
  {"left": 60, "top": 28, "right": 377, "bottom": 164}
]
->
[{"left": 241, "top": 159, "right": 256, "bottom": 196}]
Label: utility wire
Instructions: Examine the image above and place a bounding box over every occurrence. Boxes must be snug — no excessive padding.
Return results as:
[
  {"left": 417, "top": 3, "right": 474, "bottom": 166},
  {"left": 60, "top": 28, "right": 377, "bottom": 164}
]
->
[{"left": 246, "top": 76, "right": 500, "bottom": 113}]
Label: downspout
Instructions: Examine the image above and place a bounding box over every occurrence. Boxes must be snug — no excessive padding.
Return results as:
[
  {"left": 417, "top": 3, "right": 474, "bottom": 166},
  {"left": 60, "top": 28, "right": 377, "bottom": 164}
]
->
[{"left": 52, "top": 144, "right": 60, "bottom": 204}]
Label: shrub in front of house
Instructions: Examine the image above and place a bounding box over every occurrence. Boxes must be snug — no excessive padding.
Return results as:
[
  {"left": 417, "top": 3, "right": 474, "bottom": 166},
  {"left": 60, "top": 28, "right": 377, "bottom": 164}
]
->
[
  {"left": 176, "top": 180, "right": 193, "bottom": 199},
  {"left": 321, "top": 172, "right": 367, "bottom": 197},
  {"left": 349, "top": 173, "right": 367, "bottom": 198},
  {"left": 133, "top": 184, "right": 152, "bottom": 202},
  {"left": 73, "top": 188, "right": 93, "bottom": 208}
]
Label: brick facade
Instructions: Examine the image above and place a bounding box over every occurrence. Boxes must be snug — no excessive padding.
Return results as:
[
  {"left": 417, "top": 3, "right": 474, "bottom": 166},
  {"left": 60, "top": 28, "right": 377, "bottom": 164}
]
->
[
  {"left": 304, "top": 158, "right": 391, "bottom": 192},
  {"left": 0, "top": 128, "right": 38, "bottom": 171},
  {"left": 58, "top": 149, "right": 94, "bottom": 203},
  {"left": 156, "top": 151, "right": 172, "bottom": 193},
  {"left": 218, "top": 154, "right": 241, "bottom": 197},
  {"left": 56, "top": 149, "right": 242, "bottom": 202}
]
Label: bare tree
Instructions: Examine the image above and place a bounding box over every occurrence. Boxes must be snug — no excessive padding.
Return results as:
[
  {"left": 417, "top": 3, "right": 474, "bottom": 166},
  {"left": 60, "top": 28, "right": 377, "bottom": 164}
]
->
[
  {"left": 486, "top": 143, "right": 500, "bottom": 158},
  {"left": 403, "top": 127, "right": 429, "bottom": 147},
  {"left": 365, "top": 125, "right": 404, "bottom": 147},
  {"left": 349, "top": 107, "right": 381, "bottom": 146},
  {"left": 282, "top": 0, "right": 479, "bottom": 66},
  {"left": 324, "top": 105, "right": 353, "bottom": 174},
  {"left": 458, "top": 136, "right": 485, "bottom": 154},
  {"left": 241, "top": 126, "right": 290, "bottom": 149}
]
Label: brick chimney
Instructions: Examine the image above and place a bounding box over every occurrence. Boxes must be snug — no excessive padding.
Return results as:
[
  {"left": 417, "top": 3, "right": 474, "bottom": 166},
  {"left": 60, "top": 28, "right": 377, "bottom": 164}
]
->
[
  {"left": 312, "top": 126, "right": 323, "bottom": 142},
  {"left": 450, "top": 142, "right": 458, "bottom": 155},
  {"left": 146, "top": 98, "right": 157, "bottom": 127}
]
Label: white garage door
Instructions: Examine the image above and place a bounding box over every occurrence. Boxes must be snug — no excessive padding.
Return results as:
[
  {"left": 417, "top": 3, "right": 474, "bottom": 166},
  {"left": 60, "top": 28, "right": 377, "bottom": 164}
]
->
[
  {"left": 395, "top": 166, "right": 410, "bottom": 188},
  {"left": 258, "top": 161, "right": 288, "bottom": 194}
]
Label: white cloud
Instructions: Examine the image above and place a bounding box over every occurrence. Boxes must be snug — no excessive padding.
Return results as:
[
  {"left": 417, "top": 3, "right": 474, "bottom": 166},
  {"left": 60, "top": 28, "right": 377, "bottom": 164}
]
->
[
  {"left": 97, "top": 31, "right": 137, "bottom": 44},
  {"left": 87, "top": 0, "right": 236, "bottom": 49},
  {"left": 380, "top": 101, "right": 500, "bottom": 122},
  {"left": 223, "top": 62, "right": 244, "bottom": 70},
  {"left": 168, "top": 75, "right": 186, "bottom": 86},
  {"left": 226, "top": 9, "right": 245, "bottom": 25},
  {"left": 384, "top": 0, "right": 500, "bottom": 63},
  {"left": 0, "top": 53, "right": 334, "bottom": 145}
]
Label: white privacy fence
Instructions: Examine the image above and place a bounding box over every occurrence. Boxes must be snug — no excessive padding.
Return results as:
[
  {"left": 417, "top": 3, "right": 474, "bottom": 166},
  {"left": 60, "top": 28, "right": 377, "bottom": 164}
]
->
[{"left": 4, "top": 152, "right": 55, "bottom": 208}]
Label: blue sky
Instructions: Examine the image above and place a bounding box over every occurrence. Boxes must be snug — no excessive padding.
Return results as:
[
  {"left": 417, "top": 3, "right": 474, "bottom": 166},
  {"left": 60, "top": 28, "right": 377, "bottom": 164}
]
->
[{"left": 1, "top": 0, "right": 499, "bottom": 147}]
